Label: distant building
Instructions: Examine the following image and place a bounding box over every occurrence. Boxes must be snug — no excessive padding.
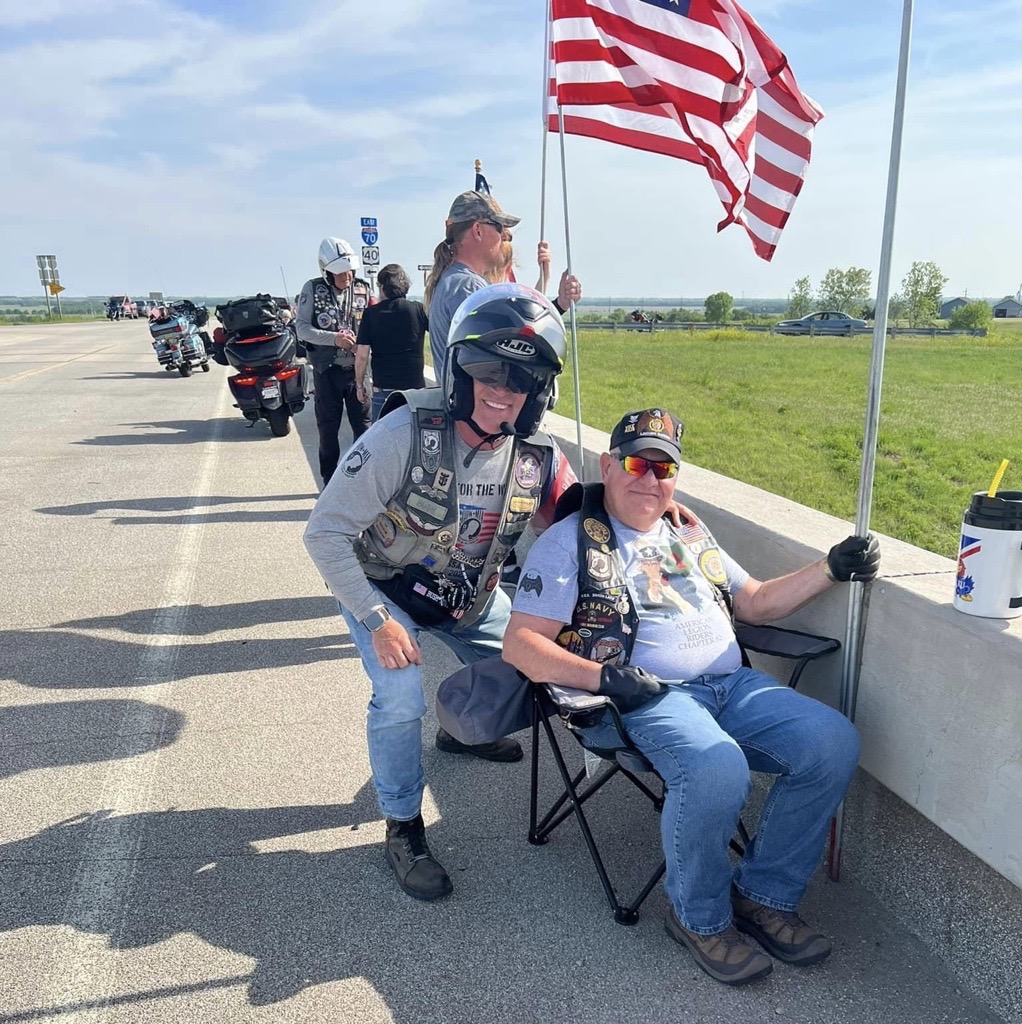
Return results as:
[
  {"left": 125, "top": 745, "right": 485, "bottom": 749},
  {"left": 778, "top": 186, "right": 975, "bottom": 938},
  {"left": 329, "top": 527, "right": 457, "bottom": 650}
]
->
[
  {"left": 992, "top": 296, "right": 1022, "bottom": 318},
  {"left": 939, "top": 297, "right": 968, "bottom": 318}
]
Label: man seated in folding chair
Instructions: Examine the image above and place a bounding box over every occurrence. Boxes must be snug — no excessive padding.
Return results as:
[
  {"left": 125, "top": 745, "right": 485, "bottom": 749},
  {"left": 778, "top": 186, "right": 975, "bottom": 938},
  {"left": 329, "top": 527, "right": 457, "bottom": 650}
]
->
[{"left": 503, "top": 408, "right": 880, "bottom": 987}]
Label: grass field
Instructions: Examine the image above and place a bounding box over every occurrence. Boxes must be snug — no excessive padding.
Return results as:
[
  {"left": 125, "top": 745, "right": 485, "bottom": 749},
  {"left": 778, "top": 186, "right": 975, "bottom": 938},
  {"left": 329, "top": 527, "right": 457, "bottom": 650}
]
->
[{"left": 557, "top": 320, "right": 1022, "bottom": 558}]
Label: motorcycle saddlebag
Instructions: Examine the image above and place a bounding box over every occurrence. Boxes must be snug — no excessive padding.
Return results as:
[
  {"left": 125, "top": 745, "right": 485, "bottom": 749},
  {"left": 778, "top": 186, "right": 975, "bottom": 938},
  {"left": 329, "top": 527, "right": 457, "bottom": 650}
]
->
[
  {"left": 216, "top": 294, "right": 280, "bottom": 337},
  {"left": 224, "top": 331, "right": 297, "bottom": 372}
]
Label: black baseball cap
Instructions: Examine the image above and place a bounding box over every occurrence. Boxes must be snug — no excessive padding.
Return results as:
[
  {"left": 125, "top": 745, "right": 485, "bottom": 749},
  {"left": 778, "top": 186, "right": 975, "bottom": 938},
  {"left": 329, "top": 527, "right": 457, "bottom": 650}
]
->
[{"left": 610, "top": 408, "right": 684, "bottom": 460}]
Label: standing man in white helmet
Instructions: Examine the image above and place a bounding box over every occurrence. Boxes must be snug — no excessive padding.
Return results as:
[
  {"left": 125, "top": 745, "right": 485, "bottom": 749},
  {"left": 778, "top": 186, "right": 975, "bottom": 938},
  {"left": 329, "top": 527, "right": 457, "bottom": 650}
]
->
[{"left": 297, "top": 238, "right": 374, "bottom": 485}]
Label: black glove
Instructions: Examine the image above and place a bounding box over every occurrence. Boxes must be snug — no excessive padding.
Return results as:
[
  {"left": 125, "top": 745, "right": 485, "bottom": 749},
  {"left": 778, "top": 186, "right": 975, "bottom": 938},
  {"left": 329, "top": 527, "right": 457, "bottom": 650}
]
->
[
  {"left": 826, "top": 534, "right": 880, "bottom": 583},
  {"left": 597, "top": 665, "right": 667, "bottom": 714}
]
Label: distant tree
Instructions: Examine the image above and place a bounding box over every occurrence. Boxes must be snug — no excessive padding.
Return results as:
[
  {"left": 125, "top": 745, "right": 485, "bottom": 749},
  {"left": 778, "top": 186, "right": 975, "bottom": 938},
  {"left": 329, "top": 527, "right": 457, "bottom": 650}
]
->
[
  {"left": 786, "top": 276, "right": 814, "bottom": 318},
  {"left": 901, "top": 261, "right": 948, "bottom": 326},
  {"left": 887, "top": 292, "right": 907, "bottom": 322},
  {"left": 731, "top": 307, "right": 752, "bottom": 321},
  {"left": 704, "top": 291, "right": 734, "bottom": 323},
  {"left": 818, "top": 267, "right": 872, "bottom": 316},
  {"left": 608, "top": 308, "right": 629, "bottom": 323},
  {"left": 948, "top": 300, "right": 992, "bottom": 330}
]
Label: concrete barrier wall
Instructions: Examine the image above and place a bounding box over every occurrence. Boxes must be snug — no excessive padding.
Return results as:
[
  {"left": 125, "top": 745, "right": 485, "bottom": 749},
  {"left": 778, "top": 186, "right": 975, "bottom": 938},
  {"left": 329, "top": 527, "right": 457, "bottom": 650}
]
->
[{"left": 542, "top": 410, "right": 1022, "bottom": 890}]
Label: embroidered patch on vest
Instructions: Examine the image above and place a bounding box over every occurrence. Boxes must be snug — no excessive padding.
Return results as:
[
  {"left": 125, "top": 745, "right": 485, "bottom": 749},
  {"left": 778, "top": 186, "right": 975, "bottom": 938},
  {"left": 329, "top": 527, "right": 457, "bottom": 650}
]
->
[{"left": 584, "top": 518, "right": 611, "bottom": 544}]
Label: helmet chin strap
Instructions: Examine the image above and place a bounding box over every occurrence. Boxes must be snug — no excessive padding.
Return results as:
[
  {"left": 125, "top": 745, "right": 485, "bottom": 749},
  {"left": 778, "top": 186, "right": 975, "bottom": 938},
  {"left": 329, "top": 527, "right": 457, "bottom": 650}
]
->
[{"left": 461, "top": 417, "right": 517, "bottom": 468}]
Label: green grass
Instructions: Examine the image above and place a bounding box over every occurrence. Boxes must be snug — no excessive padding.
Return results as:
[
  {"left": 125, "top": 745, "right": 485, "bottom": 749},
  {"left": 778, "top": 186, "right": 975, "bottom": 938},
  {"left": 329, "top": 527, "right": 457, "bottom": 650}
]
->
[{"left": 557, "top": 323, "right": 1022, "bottom": 557}]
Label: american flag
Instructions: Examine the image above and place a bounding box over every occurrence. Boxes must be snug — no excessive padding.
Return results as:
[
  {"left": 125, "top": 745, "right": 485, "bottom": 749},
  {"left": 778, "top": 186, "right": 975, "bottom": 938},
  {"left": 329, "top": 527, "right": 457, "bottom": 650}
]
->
[{"left": 548, "top": 0, "right": 823, "bottom": 260}]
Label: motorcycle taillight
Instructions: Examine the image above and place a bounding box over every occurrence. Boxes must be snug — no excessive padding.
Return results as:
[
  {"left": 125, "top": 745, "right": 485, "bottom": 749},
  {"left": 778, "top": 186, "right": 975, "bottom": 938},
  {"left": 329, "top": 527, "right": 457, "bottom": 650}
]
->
[{"left": 276, "top": 367, "right": 301, "bottom": 381}]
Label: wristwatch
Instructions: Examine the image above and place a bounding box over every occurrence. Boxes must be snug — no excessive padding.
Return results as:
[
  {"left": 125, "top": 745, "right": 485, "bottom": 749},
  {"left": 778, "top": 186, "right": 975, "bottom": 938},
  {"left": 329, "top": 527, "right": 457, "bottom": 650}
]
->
[{"left": 362, "top": 605, "right": 392, "bottom": 632}]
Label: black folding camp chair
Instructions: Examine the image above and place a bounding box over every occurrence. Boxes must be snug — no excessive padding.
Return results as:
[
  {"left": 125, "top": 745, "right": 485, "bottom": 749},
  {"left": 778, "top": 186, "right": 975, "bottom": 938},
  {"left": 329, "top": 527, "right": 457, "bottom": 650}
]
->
[{"left": 527, "top": 623, "right": 841, "bottom": 924}]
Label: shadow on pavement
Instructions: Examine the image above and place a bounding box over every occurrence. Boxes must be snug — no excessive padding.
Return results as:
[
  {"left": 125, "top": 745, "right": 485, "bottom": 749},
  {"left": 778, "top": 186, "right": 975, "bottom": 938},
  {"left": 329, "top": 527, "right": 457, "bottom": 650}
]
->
[
  {"left": 37, "top": 494, "right": 319, "bottom": 517},
  {"left": 77, "top": 372, "right": 181, "bottom": 381},
  {"left": 56, "top": 596, "right": 339, "bottom": 635},
  {"left": 0, "top": 699, "right": 184, "bottom": 778},
  {"left": 0, "top": 628, "right": 358, "bottom": 689},
  {"left": 71, "top": 419, "right": 261, "bottom": 447}
]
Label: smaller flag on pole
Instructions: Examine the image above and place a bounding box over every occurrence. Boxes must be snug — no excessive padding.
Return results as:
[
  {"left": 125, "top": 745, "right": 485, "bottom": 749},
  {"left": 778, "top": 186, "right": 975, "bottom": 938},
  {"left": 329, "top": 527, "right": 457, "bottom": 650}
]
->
[{"left": 474, "top": 158, "right": 492, "bottom": 195}]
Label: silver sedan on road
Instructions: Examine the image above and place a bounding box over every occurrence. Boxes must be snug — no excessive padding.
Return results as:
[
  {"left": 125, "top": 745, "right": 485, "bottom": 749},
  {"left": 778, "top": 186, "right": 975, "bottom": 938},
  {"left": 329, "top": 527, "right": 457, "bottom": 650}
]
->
[{"left": 774, "top": 310, "right": 868, "bottom": 334}]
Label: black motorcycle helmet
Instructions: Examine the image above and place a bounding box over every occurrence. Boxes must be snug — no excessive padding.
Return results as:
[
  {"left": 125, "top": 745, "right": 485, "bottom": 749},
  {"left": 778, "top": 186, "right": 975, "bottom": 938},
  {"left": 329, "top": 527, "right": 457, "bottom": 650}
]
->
[{"left": 445, "top": 282, "right": 566, "bottom": 438}]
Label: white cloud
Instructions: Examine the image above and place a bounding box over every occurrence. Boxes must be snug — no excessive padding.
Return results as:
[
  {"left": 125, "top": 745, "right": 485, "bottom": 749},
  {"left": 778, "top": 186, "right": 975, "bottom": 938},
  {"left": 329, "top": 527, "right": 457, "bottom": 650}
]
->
[{"left": 1, "top": 0, "right": 1020, "bottom": 299}]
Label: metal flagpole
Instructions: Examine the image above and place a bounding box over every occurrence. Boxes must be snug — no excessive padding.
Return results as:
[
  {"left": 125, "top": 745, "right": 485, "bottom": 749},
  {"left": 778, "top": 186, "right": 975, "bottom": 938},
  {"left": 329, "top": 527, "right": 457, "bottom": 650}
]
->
[
  {"left": 829, "top": 0, "right": 915, "bottom": 882},
  {"left": 556, "top": 106, "right": 585, "bottom": 479},
  {"left": 537, "top": 2, "right": 551, "bottom": 295},
  {"left": 279, "top": 265, "right": 291, "bottom": 302}
]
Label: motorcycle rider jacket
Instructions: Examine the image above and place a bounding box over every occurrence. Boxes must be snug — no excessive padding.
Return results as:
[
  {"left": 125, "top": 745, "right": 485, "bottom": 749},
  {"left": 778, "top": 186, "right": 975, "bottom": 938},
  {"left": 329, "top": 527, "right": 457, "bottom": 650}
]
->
[
  {"left": 296, "top": 275, "right": 373, "bottom": 373},
  {"left": 353, "top": 388, "right": 557, "bottom": 630}
]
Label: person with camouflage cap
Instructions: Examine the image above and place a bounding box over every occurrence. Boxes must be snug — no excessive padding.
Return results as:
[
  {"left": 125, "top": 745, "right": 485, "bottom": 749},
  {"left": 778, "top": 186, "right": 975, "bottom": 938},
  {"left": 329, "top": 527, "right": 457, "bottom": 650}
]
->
[
  {"left": 423, "top": 190, "right": 581, "bottom": 379},
  {"left": 504, "top": 408, "right": 880, "bottom": 987}
]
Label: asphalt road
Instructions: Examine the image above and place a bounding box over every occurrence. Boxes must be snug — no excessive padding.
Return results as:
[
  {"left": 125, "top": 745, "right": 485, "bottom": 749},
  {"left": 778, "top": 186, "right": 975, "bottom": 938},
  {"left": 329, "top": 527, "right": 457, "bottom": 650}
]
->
[{"left": 0, "top": 320, "right": 1004, "bottom": 1023}]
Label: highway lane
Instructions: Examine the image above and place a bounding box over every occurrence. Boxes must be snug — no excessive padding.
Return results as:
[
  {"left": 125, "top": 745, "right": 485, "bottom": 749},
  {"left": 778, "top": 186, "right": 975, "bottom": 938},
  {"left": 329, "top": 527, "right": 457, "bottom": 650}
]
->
[{"left": 0, "top": 321, "right": 1004, "bottom": 1024}]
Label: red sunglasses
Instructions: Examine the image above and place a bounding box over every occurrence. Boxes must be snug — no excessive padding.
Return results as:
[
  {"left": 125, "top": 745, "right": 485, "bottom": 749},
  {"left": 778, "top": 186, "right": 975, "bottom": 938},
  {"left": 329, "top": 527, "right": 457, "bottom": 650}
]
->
[{"left": 617, "top": 454, "right": 679, "bottom": 480}]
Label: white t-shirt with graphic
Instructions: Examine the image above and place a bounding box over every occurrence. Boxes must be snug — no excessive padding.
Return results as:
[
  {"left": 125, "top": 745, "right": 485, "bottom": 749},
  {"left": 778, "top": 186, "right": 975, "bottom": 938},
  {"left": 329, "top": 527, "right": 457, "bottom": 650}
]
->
[{"left": 512, "top": 511, "right": 749, "bottom": 681}]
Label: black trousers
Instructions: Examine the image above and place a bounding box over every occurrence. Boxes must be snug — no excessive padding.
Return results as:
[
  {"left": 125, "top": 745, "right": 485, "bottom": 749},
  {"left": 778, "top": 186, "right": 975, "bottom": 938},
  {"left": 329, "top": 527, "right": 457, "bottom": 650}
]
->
[{"left": 314, "top": 364, "right": 371, "bottom": 484}]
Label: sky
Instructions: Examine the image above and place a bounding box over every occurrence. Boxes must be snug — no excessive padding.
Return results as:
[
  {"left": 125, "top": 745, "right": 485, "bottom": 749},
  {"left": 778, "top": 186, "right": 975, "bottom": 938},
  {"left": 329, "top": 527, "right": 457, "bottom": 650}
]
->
[{"left": 2, "top": 0, "right": 1021, "bottom": 301}]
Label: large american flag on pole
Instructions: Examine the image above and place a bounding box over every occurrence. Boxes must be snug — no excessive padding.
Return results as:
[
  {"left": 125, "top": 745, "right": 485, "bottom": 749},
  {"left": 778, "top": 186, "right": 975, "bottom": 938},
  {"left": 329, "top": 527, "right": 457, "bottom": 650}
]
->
[{"left": 548, "top": 0, "right": 823, "bottom": 260}]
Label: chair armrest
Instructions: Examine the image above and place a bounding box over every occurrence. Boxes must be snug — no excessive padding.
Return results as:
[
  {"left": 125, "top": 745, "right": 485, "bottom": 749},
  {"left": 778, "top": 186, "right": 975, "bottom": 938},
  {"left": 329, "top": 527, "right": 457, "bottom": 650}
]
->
[
  {"left": 734, "top": 622, "right": 840, "bottom": 661},
  {"left": 544, "top": 683, "right": 611, "bottom": 713}
]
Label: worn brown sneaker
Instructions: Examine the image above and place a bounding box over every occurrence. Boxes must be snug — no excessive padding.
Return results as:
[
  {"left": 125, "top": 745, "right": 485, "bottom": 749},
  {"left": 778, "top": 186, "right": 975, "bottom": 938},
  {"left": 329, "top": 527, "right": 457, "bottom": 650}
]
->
[
  {"left": 385, "top": 815, "right": 453, "bottom": 902},
  {"left": 731, "top": 890, "right": 833, "bottom": 966},
  {"left": 664, "top": 905, "right": 773, "bottom": 985}
]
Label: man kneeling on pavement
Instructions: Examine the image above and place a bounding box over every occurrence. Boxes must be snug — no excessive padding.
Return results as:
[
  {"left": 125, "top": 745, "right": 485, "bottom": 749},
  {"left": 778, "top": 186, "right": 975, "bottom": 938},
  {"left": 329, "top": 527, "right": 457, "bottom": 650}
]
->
[{"left": 502, "top": 408, "right": 880, "bottom": 986}]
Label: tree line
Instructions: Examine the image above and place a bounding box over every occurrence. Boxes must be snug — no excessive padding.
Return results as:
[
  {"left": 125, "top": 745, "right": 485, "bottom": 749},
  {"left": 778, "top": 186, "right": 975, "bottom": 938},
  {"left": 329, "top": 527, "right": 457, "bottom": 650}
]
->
[
  {"left": 573, "top": 262, "right": 994, "bottom": 330},
  {"left": 784, "top": 262, "right": 992, "bottom": 329}
]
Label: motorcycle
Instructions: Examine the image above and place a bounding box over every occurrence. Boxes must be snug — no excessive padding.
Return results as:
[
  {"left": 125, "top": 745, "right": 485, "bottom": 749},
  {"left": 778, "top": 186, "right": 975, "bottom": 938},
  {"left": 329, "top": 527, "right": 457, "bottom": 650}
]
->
[
  {"left": 213, "top": 294, "right": 309, "bottom": 437},
  {"left": 149, "top": 305, "right": 210, "bottom": 377},
  {"left": 167, "top": 299, "right": 214, "bottom": 355}
]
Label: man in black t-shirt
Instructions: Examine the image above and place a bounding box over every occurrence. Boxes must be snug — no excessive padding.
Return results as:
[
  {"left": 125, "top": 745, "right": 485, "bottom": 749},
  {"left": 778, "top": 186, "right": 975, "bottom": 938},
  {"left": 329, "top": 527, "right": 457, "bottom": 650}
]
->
[{"left": 355, "top": 263, "right": 429, "bottom": 421}]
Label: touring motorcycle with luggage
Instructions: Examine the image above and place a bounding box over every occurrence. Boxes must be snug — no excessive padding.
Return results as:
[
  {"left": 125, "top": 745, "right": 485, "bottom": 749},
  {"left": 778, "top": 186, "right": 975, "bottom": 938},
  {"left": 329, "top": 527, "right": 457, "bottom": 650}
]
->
[
  {"left": 212, "top": 293, "right": 309, "bottom": 436},
  {"left": 149, "top": 303, "right": 211, "bottom": 376}
]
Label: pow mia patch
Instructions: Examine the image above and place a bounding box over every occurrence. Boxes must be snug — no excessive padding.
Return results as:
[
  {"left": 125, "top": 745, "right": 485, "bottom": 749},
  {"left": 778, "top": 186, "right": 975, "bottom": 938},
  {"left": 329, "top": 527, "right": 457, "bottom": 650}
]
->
[
  {"left": 586, "top": 549, "right": 612, "bottom": 582},
  {"left": 698, "top": 549, "right": 727, "bottom": 586},
  {"left": 342, "top": 445, "right": 371, "bottom": 477},
  {"left": 519, "top": 571, "right": 544, "bottom": 597},
  {"left": 584, "top": 518, "right": 611, "bottom": 544}
]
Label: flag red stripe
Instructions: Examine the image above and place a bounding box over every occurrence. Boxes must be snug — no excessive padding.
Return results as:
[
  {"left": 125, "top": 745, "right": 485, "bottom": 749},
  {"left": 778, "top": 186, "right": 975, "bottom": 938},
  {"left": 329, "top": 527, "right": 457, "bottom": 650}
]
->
[{"left": 548, "top": 0, "right": 823, "bottom": 261}]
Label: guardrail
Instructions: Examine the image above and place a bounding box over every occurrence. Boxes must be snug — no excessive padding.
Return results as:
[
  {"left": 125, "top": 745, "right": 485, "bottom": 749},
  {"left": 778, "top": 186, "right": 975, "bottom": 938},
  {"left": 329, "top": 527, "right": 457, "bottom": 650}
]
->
[{"left": 576, "top": 322, "right": 989, "bottom": 337}]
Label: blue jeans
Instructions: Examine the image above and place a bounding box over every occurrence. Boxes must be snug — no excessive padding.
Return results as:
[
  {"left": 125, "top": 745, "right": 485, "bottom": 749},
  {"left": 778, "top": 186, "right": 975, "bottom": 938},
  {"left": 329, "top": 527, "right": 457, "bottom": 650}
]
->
[
  {"left": 370, "top": 389, "right": 394, "bottom": 422},
  {"left": 340, "top": 586, "right": 512, "bottom": 821},
  {"left": 580, "top": 667, "right": 859, "bottom": 934}
]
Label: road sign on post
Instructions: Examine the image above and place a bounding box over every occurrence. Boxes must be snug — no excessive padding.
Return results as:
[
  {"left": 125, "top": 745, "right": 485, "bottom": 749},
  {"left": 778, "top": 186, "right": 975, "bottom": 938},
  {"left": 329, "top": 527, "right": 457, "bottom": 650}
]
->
[
  {"left": 36, "top": 255, "right": 61, "bottom": 319},
  {"left": 361, "top": 245, "right": 380, "bottom": 267},
  {"left": 360, "top": 216, "right": 378, "bottom": 246}
]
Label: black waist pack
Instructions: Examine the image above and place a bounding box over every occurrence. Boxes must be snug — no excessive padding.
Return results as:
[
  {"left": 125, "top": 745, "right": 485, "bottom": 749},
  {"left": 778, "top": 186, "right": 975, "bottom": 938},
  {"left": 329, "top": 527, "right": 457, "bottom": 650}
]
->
[{"left": 376, "top": 565, "right": 470, "bottom": 628}]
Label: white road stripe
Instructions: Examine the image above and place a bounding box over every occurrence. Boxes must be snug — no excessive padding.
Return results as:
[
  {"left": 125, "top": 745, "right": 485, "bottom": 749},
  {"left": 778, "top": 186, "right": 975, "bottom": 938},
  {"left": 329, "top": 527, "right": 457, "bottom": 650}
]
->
[{"left": 46, "top": 382, "right": 230, "bottom": 1022}]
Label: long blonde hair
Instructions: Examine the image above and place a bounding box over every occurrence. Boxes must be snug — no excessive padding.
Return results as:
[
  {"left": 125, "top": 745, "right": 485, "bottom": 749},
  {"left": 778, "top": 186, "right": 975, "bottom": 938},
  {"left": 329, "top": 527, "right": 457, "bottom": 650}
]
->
[{"left": 423, "top": 220, "right": 475, "bottom": 311}]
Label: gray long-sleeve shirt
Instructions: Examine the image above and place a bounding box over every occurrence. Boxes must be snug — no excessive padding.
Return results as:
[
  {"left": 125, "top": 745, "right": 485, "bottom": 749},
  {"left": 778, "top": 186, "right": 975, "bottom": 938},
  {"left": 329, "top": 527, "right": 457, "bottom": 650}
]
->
[{"left": 304, "top": 404, "right": 514, "bottom": 622}]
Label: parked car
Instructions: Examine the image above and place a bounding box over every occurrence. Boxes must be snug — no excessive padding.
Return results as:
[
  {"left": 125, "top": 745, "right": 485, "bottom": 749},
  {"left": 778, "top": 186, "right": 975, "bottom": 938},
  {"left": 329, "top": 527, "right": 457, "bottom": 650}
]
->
[{"left": 773, "top": 311, "right": 867, "bottom": 335}]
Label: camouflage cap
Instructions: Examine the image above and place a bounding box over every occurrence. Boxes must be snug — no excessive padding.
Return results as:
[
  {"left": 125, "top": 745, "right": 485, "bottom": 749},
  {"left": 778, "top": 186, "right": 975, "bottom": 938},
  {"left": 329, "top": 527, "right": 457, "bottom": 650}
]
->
[
  {"left": 610, "top": 409, "right": 684, "bottom": 461},
  {"left": 446, "top": 190, "right": 521, "bottom": 229}
]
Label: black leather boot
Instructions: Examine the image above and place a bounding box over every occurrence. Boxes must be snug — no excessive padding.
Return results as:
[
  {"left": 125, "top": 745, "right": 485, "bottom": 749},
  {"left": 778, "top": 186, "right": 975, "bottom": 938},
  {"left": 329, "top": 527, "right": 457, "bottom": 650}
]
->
[{"left": 384, "top": 815, "right": 453, "bottom": 901}]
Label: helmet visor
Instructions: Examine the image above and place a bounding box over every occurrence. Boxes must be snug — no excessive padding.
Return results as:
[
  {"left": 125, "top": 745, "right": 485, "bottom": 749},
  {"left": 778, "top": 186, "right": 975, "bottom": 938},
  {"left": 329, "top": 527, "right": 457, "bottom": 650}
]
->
[{"left": 459, "top": 356, "right": 548, "bottom": 395}]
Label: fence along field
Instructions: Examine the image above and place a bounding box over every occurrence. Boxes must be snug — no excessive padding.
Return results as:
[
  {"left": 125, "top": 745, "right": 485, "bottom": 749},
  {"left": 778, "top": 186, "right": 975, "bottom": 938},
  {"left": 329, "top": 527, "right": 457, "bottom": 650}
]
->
[{"left": 560, "top": 321, "right": 1022, "bottom": 558}]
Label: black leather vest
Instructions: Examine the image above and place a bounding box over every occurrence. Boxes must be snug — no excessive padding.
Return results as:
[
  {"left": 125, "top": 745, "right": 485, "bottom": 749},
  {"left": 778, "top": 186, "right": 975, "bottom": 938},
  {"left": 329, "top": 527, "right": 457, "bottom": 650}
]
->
[
  {"left": 355, "top": 389, "right": 556, "bottom": 628},
  {"left": 553, "top": 484, "right": 734, "bottom": 666}
]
